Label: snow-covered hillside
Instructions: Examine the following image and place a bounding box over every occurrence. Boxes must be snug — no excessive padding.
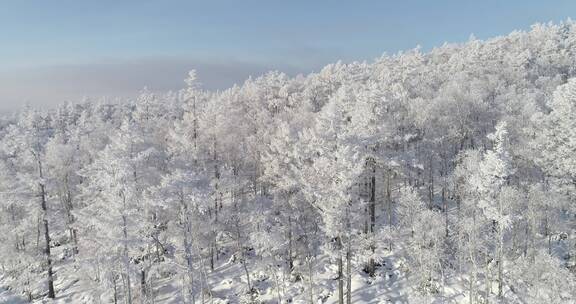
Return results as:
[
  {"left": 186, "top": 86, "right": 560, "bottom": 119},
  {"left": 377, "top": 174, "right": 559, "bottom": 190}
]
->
[{"left": 1, "top": 21, "right": 576, "bottom": 304}]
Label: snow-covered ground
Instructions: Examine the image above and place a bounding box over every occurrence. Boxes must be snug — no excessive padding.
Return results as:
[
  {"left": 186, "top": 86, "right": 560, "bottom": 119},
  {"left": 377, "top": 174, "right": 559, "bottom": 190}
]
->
[
  {"left": 0, "top": 286, "right": 27, "bottom": 304},
  {"left": 0, "top": 245, "right": 502, "bottom": 304}
]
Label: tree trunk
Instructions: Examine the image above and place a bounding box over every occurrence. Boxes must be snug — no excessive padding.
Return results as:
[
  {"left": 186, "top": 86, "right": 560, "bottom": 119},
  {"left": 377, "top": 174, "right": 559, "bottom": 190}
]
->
[
  {"left": 212, "top": 137, "right": 220, "bottom": 269},
  {"left": 43, "top": 216, "right": 55, "bottom": 299},
  {"left": 113, "top": 274, "right": 118, "bottom": 304},
  {"left": 484, "top": 251, "right": 490, "bottom": 303},
  {"left": 122, "top": 214, "right": 132, "bottom": 304},
  {"left": 386, "top": 169, "right": 393, "bottom": 251},
  {"left": 38, "top": 159, "right": 55, "bottom": 299},
  {"left": 140, "top": 269, "right": 146, "bottom": 300},
  {"left": 242, "top": 260, "right": 252, "bottom": 294},
  {"left": 181, "top": 204, "right": 195, "bottom": 304},
  {"left": 338, "top": 252, "right": 344, "bottom": 304},
  {"left": 266, "top": 265, "right": 281, "bottom": 304},
  {"left": 36, "top": 217, "right": 41, "bottom": 253},
  {"left": 308, "top": 258, "right": 314, "bottom": 304},
  {"left": 64, "top": 184, "right": 78, "bottom": 255},
  {"left": 210, "top": 245, "right": 214, "bottom": 272},
  {"left": 288, "top": 215, "right": 294, "bottom": 271},
  {"left": 346, "top": 241, "right": 352, "bottom": 304},
  {"left": 71, "top": 227, "right": 78, "bottom": 255},
  {"left": 498, "top": 230, "right": 503, "bottom": 299},
  {"left": 368, "top": 163, "right": 376, "bottom": 276},
  {"left": 235, "top": 219, "right": 252, "bottom": 297},
  {"left": 441, "top": 156, "right": 449, "bottom": 238},
  {"left": 428, "top": 156, "right": 434, "bottom": 209},
  {"left": 469, "top": 211, "right": 478, "bottom": 304},
  {"left": 498, "top": 195, "right": 504, "bottom": 299},
  {"left": 442, "top": 186, "right": 448, "bottom": 238},
  {"left": 523, "top": 222, "right": 529, "bottom": 258},
  {"left": 469, "top": 272, "right": 474, "bottom": 304}
]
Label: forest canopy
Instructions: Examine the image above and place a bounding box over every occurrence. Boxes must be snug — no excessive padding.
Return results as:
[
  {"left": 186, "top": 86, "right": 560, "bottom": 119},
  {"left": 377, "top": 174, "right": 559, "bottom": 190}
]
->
[{"left": 1, "top": 21, "right": 576, "bottom": 303}]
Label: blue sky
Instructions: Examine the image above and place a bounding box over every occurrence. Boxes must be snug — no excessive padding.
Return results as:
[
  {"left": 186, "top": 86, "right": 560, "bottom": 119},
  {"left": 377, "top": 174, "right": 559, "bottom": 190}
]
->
[{"left": 0, "top": 1, "right": 574, "bottom": 109}]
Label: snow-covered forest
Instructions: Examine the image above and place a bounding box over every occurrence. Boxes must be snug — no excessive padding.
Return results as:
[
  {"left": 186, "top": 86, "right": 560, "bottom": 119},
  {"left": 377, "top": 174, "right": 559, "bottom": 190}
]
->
[{"left": 1, "top": 21, "right": 576, "bottom": 303}]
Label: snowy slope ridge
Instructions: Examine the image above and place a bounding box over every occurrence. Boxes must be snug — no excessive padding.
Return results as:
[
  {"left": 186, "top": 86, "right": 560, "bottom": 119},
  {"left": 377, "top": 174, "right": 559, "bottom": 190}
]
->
[{"left": 1, "top": 21, "right": 576, "bottom": 304}]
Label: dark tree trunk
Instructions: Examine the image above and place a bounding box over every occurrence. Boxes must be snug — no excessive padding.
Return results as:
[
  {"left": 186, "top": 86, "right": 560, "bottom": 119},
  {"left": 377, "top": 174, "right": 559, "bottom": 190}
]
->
[
  {"left": 113, "top": 274, "right": 118, "bottom": 304},
  {"left": 367, "top": 161, "right": 376, "bottom": 276},
  {"left": 141, "top": 269, "right": 146, "bottom": 298},
  {"left": 210, "top": 245, "right": 214, "bottom": 271},
  {"left": 38, "top": 160, "right": 55, "bottom": 299},
  {"left": 428, "top": 156, "right": 434, "bottom": 209},
  {"left": 333, "top": 235, "right": 344, "bottom": 304},
  {"left": 386, "top": 169, "right": 393, "bottom": 251},
  {"left": 346, "top": 241, "right": 352, "bottom": 304},
  {"left": 338, "top": 252, "right": 344, "bottom": 304},
  {"left": 288, "top": 215, "right": 294, "bottom": 271}
]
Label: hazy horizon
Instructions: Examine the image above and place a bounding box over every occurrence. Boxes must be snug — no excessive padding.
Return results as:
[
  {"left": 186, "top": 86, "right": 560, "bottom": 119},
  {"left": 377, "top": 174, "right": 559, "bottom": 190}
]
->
[{"left": 1, "top": 1, "right": 575, "bottom": 111}]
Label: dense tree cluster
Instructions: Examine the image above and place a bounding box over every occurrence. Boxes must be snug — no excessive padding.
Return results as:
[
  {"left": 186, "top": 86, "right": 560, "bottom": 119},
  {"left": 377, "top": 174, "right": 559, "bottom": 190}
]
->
[{"left": 1, "top": 22, "right": 576, "bottom": 303}]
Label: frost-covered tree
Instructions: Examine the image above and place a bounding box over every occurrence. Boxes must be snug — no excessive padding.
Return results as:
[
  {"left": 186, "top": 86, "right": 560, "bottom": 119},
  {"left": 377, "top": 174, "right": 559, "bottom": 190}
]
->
[
  {"left": 77, "top": 120, "right": 149, "bottom": 304},
  {"left": 397, "top": 185, "right": 426, "bottom": 238},
  {"left": 0, "top": 109, "right": 57, "bottom": 299}
]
